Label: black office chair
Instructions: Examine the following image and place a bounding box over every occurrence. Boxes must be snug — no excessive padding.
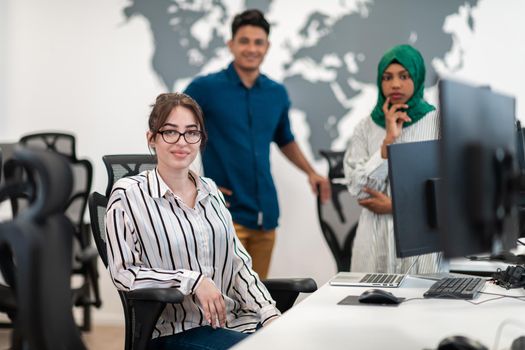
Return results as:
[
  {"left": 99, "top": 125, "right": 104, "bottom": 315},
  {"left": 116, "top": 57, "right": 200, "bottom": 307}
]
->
[
  {"left": 0, "top": 147, "right": 86, "bottom": 350},
  {"left": 0, "top": 153, "right": 42, "bottom": 331},
  {"left": 89, "top": 154, "right": 318, "bottom": 350},
  {"left": 317, "top": 150, "right": 361, "bottom": 272},
  {"left": 89, "top": 191, "right": 184, "bottom": 350},
  {"left": 18, "top": 132, "right": 101, "bottom": 330}
]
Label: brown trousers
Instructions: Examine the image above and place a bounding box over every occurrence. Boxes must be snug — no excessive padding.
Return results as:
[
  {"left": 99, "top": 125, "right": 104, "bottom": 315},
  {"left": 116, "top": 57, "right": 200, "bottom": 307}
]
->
[{"left": 233, "top": 223, "right": 276, "bottom": 279}]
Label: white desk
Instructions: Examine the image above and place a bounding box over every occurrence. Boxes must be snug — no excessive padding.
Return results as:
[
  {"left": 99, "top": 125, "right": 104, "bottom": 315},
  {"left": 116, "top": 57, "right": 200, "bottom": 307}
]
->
[
  {"left": 233, "top": 275, "right": 525, "bottom": 350},
  {"left": 450, "top": 246, "right": 525, "bottom": 275},
  {"left": 450, "top": 257, "right": 513, "bottom": 275}
]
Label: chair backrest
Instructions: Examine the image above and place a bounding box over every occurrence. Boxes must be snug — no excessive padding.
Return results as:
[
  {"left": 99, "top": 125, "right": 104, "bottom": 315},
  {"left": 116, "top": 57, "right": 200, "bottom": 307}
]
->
[
  {"left": 0, "top": 147, "right": 86, "bottom": 350},
  {"left": 88, "top": 192, "right": 109, "bottom": 267},
  {"left": 317, "top": 150, "right": 361, "bottom": 271},
  {"left": 103, "top": 154, "right": 157, "bottom": 197},
  {"left": 320, "top": 150, "right": 346, "bottom": 180},
  {"left": 93, "top": 154, "right": 153, "bottom": 268},
  {"left": 92, "top": 154, "right": 157, "bottom": 349},
  {"left": 18, "top": 133, "right": 93, "bottom": 233},
  {"left": 19, "top": 132, "right": 77, "bottom": 159}
]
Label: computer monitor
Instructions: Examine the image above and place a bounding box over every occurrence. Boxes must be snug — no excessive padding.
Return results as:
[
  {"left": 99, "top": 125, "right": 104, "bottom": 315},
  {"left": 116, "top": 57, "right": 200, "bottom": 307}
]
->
[
  {"left": 439, "top": 78, "right": 519, "bottom": 258},
  {"left": 515, "top": 121, "right": 525, "bottom": 173},
  {"left": 388, "top": 140, "right": 442, "bottom": 258},
  {"left": 514, "top": 122, "right": 525, "bottom": 236}
]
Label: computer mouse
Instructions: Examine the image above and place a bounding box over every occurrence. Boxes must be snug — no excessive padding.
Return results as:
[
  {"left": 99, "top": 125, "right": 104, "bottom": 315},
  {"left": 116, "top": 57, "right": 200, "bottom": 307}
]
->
[
  {"left": 358, "top": 288, "right": 401, "bottom": 305},
  {"left": 511, "top": 336, "right": 525, "bottom": 350},
  {"left": 437, "top": 335, "right": 488, "bottom": 350}
]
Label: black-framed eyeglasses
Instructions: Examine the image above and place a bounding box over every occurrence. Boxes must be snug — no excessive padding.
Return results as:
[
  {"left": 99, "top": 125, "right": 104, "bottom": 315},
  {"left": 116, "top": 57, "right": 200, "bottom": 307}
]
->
[{"left": 158, "top": 130, "right": 203, "bottom": 144}]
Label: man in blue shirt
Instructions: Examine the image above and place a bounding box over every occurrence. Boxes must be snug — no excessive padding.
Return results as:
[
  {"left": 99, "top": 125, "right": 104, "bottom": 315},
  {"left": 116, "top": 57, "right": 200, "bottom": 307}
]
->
[{"left": 185, "top": 9, "right": 330, "bottom": 278}]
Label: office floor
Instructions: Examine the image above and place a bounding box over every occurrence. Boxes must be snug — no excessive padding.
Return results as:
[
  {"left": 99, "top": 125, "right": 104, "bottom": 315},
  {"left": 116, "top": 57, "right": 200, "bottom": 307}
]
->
[{"left": 0, "top": 325, "right": 125, "bottom": 349}]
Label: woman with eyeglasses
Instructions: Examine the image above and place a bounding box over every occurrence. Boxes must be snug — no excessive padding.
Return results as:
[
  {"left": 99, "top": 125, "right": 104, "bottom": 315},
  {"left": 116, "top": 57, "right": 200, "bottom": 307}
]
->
[{"left": 105, "top": 93, "right": 280, "bottom": 350}]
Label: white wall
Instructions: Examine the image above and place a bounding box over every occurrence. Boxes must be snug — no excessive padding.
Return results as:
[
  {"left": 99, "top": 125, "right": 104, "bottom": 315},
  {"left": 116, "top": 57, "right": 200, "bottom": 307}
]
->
[{"left": 2, "top": 0, "right": 525, "bottom": 325}]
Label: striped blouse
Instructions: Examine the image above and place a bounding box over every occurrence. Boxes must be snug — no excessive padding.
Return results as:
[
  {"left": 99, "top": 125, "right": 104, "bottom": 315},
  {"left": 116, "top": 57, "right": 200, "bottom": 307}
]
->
[
  {"left": 343, "top": 110, "right": 445, "bottom": 273},
  {"left": 105, "top": 169, "right": 280, "bottom": 339}
]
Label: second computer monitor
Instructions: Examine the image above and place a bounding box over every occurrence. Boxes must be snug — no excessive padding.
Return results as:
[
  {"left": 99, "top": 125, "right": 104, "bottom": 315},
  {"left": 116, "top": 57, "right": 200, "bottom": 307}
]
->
[
  {"left": 388, "top": 140, "right": 442, "bottom": 258},
  {"left": 439, "top": 79, "right": 518, "bottom": 258}
]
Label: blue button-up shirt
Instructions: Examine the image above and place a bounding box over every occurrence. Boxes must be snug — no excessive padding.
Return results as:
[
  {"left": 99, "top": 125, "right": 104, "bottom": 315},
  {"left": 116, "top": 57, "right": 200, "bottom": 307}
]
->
[{"left": 185, "top": 63, "right": 294, "bottom": 230}]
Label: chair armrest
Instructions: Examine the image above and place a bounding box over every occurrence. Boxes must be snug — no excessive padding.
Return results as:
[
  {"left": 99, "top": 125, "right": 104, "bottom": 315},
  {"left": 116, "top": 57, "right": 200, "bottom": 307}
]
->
[
  {"left": 75, "top": 246, "right": 99, "bottom": 263},
  {"left": 0, "top": 284, "right": 16, "bottom": 313},
  {"left": 123, "top": 288, "right": 184, "bottom": 350},
  {"left": 126, "top": 288, "right": 184, "bottom": 304},
  {"left": 262, "top": 278, "right": 317, "bottom": 294},
  {"left": 262, "top": 278, "right": 317, "bottom": 313}
]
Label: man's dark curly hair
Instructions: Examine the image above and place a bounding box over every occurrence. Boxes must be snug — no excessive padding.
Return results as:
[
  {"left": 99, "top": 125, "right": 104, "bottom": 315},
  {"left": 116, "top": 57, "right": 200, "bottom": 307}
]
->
[{"left": 231, "top": 9, "right": 270, "bottom": 38}]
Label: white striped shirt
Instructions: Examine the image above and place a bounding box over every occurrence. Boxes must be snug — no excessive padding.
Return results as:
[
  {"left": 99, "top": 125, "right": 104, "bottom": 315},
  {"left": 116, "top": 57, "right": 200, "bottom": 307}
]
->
[
  {"left": 343, "top": 110, "right": 445, "bottom": 273},
  {"left": 105, "top": 169, "right": 280, "bottom": 339}
]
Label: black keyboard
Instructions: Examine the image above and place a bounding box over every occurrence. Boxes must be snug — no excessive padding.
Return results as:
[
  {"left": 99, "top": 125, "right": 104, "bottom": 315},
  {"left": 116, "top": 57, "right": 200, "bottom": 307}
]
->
[{"left": 423, "top": 277, "right": 486, "bottom": 300}]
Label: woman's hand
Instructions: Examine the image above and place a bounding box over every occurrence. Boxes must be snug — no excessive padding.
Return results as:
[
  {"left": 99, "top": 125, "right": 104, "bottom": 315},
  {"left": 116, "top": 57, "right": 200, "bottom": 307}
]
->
[
  {"left": 381, "top": 97, "right": 411, "bottom": 158},
  {"left": 194, "top": 277, "right": 226, "bottom": 328},
  {"left": 263, "top": 317, "right": 278, "bottom": 327},
  {"left": 358, "top": 187, "right": 392, "bottom": 214},
  {"left": 308, "top": 172, "right": 331, "bottom": 204}
]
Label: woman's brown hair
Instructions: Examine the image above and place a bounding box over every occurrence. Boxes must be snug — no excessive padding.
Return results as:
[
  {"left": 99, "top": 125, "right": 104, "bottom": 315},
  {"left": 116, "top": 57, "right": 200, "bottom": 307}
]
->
[{"left": 148, "top": 92, "right": 207, "bottom": 150}]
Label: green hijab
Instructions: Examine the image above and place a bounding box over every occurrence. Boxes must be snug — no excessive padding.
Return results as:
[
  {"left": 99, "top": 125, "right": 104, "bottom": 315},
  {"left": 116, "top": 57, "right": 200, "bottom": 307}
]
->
[{"left": 370, "top": 44, "right": 435, "bottom": 128}]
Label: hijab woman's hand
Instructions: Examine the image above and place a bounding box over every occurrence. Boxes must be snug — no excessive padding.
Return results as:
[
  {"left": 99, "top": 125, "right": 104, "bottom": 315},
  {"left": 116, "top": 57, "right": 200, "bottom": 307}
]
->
[
  {"left": 358, "top": 187, "right": 392, "bottom": 214},
  {"left": 380, "top": 98, "right": 411, "bottom": 158}
]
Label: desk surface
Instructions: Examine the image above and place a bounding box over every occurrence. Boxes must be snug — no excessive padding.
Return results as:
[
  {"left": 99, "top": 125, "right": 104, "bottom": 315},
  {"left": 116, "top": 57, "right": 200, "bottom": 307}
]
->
[
  {"left": 450, "top": 246, "right": 525, "bottom": 275},
  {"left": 449, "top": 257, "right": 512, "bottom": 275},
  {"left": 233, "top": 275, "right": 525, "bottom": 350}
]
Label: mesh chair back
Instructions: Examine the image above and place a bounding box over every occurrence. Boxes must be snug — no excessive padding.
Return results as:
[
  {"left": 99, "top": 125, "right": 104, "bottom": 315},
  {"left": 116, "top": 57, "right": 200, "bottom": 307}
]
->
[
  {"left": 88, "top": 192, "right": 109, "bottom": 267},
  {"left": 103, "top": 154, "right": 157, "bottom": 197},
  {"left": 19, "top": 132, "right": 77, "bottom": 159},
  {"left": 18, "top": 133, "right": 93, "bottom": 231},
  {"left": 317, "top": 150, "right": 361, "bottom": 271}
]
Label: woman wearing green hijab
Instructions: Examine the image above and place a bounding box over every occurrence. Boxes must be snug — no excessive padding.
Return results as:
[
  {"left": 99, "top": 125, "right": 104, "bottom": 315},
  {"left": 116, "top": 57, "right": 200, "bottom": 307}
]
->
[{"left": 343, "top": 44, "right": 444, "bottom": 273}]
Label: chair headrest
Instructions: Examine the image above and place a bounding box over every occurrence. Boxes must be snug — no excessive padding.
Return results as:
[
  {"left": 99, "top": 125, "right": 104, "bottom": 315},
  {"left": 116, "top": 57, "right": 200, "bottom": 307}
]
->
[
  {"left": 19, "top": 132, "right": 77, "bottom": 160},
  {"left": 12, "top": 147, "right": 72, "bottom": 221}
]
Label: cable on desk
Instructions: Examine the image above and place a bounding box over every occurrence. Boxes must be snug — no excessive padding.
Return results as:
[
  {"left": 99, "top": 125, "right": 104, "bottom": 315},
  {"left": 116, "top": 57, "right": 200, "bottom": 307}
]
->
[
  {"left": 435, "top": 291, "right": 525, "bottom": 305},
  {"left": 518, "top": 238, "right": 525, "bottom": 246},
  {"left": 479, "top": 291, "right": 525, "bottom": 301},
  {"left": 426, "top": 292, "right": 506, "bottom": 305},
  {"left": 465, "top": 295, "right": 506, "bottom": 305},
  {"left": 399, "top": 297, "right": 426, "bottom": 303},
  {"left": 398, "top": 294, "right": 497, "bottom": 305},
  {"left": 400, "top": 292, "right": 525, "bottom": 306}
]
